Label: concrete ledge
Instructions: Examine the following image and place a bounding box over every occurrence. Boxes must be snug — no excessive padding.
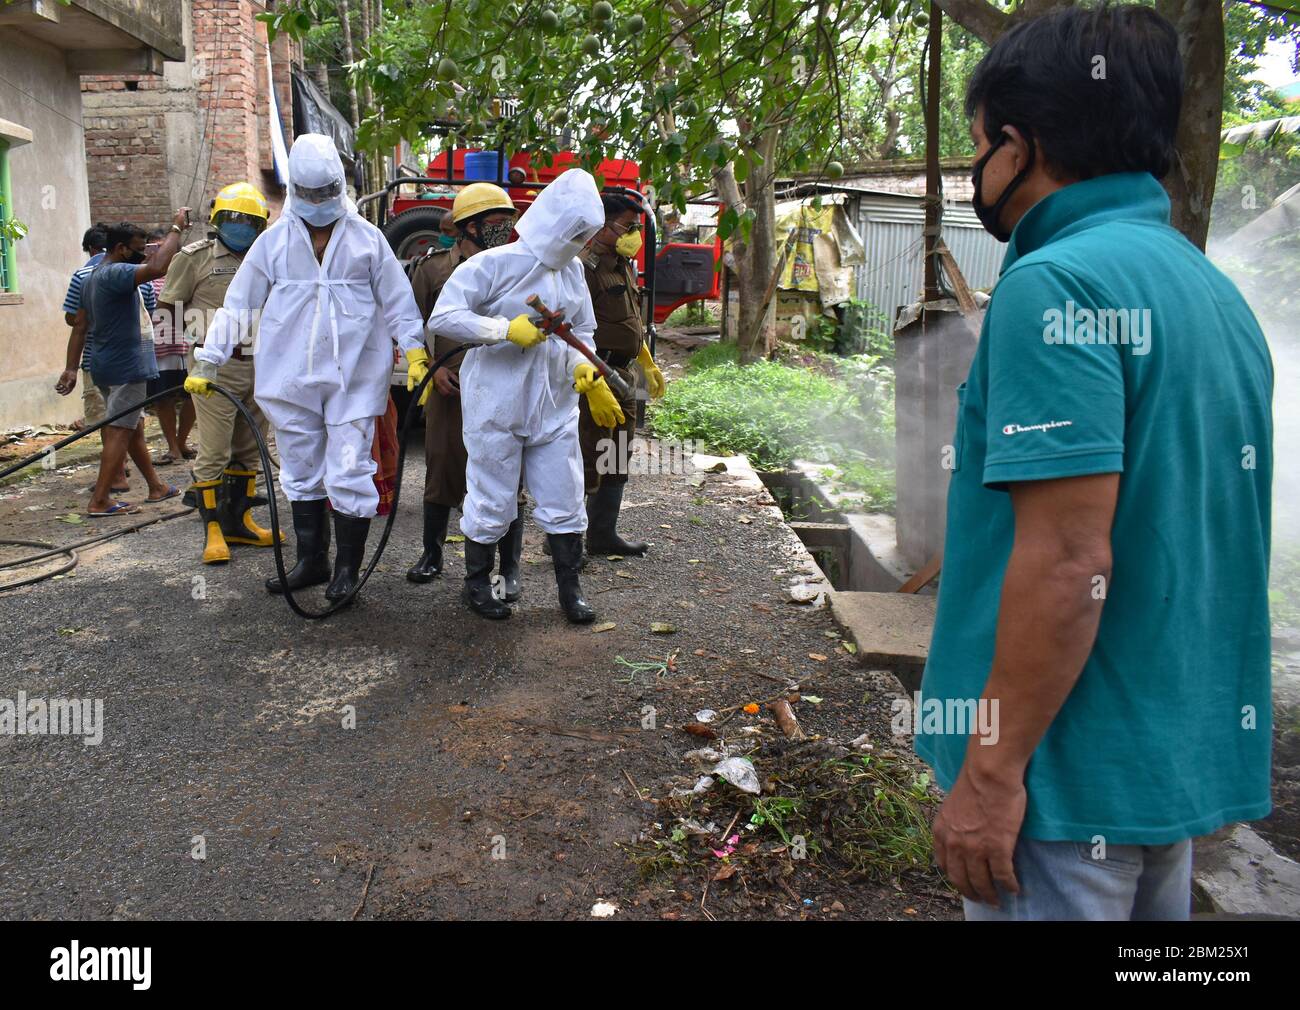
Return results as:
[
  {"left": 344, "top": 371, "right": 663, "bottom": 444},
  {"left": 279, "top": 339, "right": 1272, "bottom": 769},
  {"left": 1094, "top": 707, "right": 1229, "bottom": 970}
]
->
[
  {"left": 1193, "top": 823, "right": 1300, "bottom": 919},
  {"left": 693, "top": 451, "right": 831, "bottom": 608},
  {"left": 829, "top": 590, "right": 935, "bottom": 693}
]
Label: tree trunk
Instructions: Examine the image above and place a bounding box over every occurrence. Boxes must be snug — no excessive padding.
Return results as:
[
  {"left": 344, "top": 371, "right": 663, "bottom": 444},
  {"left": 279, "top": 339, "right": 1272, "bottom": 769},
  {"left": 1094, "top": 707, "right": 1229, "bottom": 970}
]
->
[
  {"left": 935, "top": 0, "right": 1222, "bottom": 250},
  {"left": 313, "top": 62, "right": 330, "bottom": 93},
  {"left": 336, "top": 0, "right": 362, "bottom": 130},
  {"left": 1156, "top": 0, "right": 1223, "bottom": 249},
  {"left": 356, "top": 0, "right": 386, "bottom": 217},
  {"left": 336, "top": 0, "right": 365, "bottom": 204},
  {"left": 712, "top": 161, "right": 772, "bottom": 363},
  {"left": 738, "top": 172, "right": 778, "bottom": 363}
]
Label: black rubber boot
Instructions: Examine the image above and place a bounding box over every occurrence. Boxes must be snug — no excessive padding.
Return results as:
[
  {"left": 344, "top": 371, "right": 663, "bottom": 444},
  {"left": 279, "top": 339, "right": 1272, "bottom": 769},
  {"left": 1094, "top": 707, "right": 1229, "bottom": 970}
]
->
[
  {"left": 585, "top": 483, "right": 647, "bottom": 556},
  {"left": 325, "top": 513, "right": 371, "bottom": 603},
  {"left": 464, "top": 539, "right": 511, "bottom": 619},
  {"left": 220, "top": 468, "right": 279, "bottom": 547},
  {"left": 407, "top": 502, "right": 450, "bottom": 583},
  {"left": 540, "top": 526, "right": 585, "bottom": 567},
  {"left": 497, "top": 516, "right": 524, "bottom": 602},
  {"left": 265, "top": 498, "right": 331, "bottom": 594},
  {"left": 548, "top": 532, "right": 595, "bottom": 624}
]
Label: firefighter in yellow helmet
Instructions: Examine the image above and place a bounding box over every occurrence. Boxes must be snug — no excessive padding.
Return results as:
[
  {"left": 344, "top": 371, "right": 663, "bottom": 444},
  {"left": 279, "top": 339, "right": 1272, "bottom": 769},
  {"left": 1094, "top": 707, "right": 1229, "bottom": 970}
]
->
[
  {"left": 160, "top": 181, "right": 276, "bottom": 564},
  {"left": 406, "top": 183, "right": 524, "bottom": 600}
]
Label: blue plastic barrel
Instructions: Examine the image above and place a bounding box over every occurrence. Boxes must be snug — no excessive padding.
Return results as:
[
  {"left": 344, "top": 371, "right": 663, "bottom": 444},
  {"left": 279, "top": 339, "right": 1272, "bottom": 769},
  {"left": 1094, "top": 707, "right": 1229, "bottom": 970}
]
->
[{"left": 463, "top": 150, "right": 510, "bottom": 183}]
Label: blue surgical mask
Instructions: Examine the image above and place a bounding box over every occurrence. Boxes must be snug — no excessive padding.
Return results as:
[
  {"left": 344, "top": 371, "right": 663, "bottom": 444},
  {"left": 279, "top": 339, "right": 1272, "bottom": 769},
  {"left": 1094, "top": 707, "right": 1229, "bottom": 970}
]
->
[
  {"left": 217, "top": 221, "right": 259, "bottom": 254},
  {"left": 297, "top": 197, "right": 344, "bottom": 227},
  {"left": 437, "top": 233, "right": 456, "bottom": 249}
]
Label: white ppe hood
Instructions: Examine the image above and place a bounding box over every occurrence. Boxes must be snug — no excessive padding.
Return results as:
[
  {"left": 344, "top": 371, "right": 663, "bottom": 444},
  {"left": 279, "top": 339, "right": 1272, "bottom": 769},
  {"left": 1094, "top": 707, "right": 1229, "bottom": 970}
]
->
[
  {"left": 514, "top": 168, "right": 604, "bottom": 270},
  {"left": 284, "top": 133, "right": 356, "bottom": 224}
]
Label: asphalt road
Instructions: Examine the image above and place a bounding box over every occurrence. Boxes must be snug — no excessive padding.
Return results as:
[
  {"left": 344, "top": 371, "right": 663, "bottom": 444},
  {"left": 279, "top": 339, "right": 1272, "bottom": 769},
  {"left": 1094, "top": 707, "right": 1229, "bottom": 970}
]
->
[{"left": 0, "top": 430, "right": 955, "bottom": 920}]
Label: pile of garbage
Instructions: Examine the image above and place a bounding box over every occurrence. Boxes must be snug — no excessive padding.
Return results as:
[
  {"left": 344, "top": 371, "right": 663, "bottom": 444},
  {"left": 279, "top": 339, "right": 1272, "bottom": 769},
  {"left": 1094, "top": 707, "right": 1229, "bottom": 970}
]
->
[{"left": 626, "top": 718, "right": 939, "bottom": 889}]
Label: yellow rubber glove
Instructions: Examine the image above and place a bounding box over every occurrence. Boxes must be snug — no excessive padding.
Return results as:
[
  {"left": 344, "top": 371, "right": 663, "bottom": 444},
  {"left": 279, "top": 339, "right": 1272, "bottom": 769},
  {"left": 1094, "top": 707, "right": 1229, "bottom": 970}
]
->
[
  {"left": 506, "top": 314, "right": 546, "bottom": 348},
  {"left": 573, "top": 361, "right": 600, "bottom": 394},
  {"left": 183, "top": 375, "right": 214, "bottom": 397},
  {"left": 574, "top": 363, "right": 625, "bottom": 428},
  {"left": 636, "top": 341, "right": 666, "bottom": 399},
  {"left": 405, "top": 347, "right": 431, "bottom": 406},
  {"left": 184, "top": 359, "right": 218, "bottom": 398}
]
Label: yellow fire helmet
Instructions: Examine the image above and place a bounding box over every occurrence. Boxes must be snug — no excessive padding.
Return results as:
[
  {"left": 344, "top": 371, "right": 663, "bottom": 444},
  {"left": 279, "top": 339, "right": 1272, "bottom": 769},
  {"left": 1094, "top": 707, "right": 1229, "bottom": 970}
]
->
[
  {"left": 451, "top": 182, "right": 514, "bottom": 224},
  {"left": 210, "top": 182, "right": 270, "bottom": 223}
]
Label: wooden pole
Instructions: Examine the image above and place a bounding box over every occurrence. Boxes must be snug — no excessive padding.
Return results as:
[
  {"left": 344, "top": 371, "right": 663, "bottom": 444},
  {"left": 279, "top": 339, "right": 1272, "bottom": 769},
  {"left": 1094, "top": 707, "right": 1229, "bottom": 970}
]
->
[{"left": 922, "top": 2, "right": 943, "bottom": 304}]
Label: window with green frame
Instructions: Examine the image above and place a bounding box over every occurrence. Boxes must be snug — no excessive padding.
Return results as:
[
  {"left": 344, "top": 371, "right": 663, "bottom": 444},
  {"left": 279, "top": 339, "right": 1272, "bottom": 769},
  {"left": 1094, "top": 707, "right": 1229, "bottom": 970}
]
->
[
  {"left": 0, "top": 141, "right": 15, "bottom": 293},
  {"left": 0, "top": 145, "right": 10, "bottom": 292}
]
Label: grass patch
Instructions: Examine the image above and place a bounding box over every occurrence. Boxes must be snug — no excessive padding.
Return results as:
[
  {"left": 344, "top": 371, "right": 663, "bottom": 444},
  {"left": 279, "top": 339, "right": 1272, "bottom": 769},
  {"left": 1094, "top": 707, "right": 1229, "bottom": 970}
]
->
[
  {"left": 626, "top": 740, "right": 940, "bottom": 888},
  {"left": 651, "top": 343, "right": 895, "bottom": 510}
]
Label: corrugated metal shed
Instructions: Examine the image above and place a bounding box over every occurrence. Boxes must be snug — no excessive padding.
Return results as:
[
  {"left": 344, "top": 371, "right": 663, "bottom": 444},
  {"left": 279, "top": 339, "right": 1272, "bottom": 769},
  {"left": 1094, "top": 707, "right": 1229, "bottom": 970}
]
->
[{"left": 851, "top": 189, "right": 1004, "bottom": 331}]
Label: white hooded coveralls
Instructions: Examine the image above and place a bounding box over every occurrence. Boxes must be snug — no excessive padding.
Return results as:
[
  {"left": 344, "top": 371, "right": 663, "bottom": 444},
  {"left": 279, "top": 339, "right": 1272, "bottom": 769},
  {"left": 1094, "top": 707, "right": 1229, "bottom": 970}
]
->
[
  {"left": 427, "top": 168, "right": 604, "bottom": 544},
  {"left": 196, "top": 135, "right": 424, "bottom": 518}
]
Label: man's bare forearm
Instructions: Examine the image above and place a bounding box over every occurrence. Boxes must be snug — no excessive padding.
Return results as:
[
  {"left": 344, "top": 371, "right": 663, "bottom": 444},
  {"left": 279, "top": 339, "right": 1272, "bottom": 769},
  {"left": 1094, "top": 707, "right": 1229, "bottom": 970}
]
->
[
  {"left": 967, "top": 543, "right": 1109, "bottom": 781},
  {"left": 65, "top": 318, "right": 87, "bottom": 372},
  {"left": 138, "top": 229, "right": 183, "bottom": 284}
]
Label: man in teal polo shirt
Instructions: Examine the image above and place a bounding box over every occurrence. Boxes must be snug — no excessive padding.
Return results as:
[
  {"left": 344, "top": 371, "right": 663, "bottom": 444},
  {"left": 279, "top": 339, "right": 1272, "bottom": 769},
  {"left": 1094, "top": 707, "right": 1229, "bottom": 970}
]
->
[{"left": 918, "top": 5, "right": 1273, "bottom": 920}]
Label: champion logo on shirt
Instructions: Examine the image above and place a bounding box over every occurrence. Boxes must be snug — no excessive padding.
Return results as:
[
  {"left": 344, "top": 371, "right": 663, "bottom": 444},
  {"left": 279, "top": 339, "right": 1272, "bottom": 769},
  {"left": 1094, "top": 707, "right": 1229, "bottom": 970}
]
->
[{"left": 1001, "top": 419, "right": 1074, "bottom": 436}]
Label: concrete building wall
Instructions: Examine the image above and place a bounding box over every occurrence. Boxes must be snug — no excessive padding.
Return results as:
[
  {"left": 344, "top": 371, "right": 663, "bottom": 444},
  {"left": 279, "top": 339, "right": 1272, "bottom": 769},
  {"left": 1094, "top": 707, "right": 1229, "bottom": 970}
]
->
[{"left": 0, "top": 30, "right": 93, "bottom": 431}]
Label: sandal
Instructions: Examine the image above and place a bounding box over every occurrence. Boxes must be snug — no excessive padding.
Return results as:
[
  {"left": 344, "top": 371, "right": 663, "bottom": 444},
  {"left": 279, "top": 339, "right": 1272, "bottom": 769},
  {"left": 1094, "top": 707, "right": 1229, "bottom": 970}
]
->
[
  {"left": 152, "top": 452, "right": 177, "bottom": 466},
  {"left": 89, "top": 502, "right": 140, "bottom": 518},
  {"left": 180, "top": 446, "right": 197, "bottom": 460},
  {"left": 146, "top": 485, "right": 182, "bottom": 504}
]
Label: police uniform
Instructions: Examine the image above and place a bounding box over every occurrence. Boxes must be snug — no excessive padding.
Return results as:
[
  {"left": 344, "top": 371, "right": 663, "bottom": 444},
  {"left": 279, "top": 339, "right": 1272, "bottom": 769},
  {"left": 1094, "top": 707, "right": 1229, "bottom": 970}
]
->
[
  {"left": 579, "top": 248, "right": 641, "bottom": 492},
  {"left": 164, "top": 236, "right": 270, "bottom": 484},
  {"left": 408, "top": 244, "right": 467, "bottom": 507}
]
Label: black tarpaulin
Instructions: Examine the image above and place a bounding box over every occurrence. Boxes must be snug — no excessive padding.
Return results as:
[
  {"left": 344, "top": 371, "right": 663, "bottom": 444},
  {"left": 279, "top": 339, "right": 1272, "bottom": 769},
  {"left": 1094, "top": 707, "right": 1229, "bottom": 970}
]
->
[{"left": 291, "top": 70, "right": 356, "bottom": 167}]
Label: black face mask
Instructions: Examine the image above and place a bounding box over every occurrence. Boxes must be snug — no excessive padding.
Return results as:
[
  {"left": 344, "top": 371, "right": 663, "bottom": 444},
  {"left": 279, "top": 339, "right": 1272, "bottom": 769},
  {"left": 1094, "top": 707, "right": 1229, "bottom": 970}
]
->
[
  {"left": 126, "top": 249, "right": 147, "bottom": 265},
  {"left": 467, "top": 219, "right": 513, "bottom": 250},
  {"left": 971, "top": 131, "right": 1036, "bottom": 243}
]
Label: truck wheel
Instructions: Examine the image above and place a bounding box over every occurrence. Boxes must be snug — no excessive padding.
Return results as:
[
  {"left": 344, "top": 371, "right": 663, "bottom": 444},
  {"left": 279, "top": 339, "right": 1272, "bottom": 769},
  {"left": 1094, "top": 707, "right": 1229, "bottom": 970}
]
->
[{"left": 383, "top": 207, "right": 448, "bottom": 261}]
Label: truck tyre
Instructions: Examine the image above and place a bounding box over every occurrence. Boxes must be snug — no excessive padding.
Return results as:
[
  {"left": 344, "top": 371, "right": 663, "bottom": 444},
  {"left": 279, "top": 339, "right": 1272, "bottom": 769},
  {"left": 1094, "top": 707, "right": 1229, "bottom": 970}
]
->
[{"left": 383, "top": 207, "right": 448, "bottom": 261}]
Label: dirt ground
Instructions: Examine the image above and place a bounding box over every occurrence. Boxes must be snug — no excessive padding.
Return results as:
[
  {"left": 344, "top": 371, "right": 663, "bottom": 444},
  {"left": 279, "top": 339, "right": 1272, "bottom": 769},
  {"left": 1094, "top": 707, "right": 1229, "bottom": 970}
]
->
[{"left": 0, "top": 400, "right": 959, "bottom": 920}]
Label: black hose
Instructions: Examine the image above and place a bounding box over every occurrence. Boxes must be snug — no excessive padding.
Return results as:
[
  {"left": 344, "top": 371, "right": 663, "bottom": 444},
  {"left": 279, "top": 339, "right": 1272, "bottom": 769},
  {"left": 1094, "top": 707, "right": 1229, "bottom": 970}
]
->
[
  {"left": 0, "top": 345, "right": 467, "bottom": 617},
  {"left": 0, "top": 539, "right": 77, "bottom": 591},
  {"left": 0, "top": 508, "right": 193, "bottom": 592}
]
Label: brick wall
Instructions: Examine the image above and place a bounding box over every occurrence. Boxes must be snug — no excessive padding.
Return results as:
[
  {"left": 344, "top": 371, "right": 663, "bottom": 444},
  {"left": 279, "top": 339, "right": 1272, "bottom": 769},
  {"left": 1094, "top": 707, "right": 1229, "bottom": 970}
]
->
[
  {"left": 82, "top": 77, "right": 173, "bottom": 232},
  {"left": 82, "top": 0, "right": 293, "bottom": 233}
]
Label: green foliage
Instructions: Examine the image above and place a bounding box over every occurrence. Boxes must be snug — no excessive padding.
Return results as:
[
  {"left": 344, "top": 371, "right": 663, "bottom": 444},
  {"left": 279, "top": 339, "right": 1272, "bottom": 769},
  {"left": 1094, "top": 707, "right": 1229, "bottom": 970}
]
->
[
  {"left": 1213, "top": 91, "right": 1300, "bottom": 236},
  {"left": 0, "top": 217, "right": 27, "bottom": 244},
  {"left": 665, "top": 301, "right": 720, "bottom": 326},
  {"left": 626, "top": 750, "right": 938, "bottom": 884},
  {"left": 1222, "top": 3, "right": 1300, "bottom": 118},
  {"left": 682, "top": 339, "right": 742, "bottom": 372},
  {"left": 264, "top": 0, "right": 891, "bottom": 205},
  {"left": 652, "top": 343, "right": 895, "bottom": 509}
]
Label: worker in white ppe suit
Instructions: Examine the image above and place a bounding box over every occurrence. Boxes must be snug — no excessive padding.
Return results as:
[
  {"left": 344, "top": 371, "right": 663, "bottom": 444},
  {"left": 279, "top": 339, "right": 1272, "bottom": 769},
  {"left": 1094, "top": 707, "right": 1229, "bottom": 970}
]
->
[
  {"left": 186, "top": 134, "right": 431, "bottom": 605},
  {"left": 428, "top": 168, "right": 626, "bottom": 624}
]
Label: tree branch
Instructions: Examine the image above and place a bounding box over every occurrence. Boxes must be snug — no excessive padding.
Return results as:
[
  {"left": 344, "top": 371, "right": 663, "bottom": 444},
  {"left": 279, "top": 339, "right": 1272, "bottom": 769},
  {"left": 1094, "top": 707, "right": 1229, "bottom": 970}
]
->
[{"left": 931, "top": 0, "right": 1011, "bottom": 44}]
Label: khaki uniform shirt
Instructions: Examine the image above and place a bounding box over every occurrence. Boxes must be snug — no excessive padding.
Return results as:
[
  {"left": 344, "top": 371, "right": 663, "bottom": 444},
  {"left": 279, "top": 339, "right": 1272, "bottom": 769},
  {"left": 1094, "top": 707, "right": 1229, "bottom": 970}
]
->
[
  {"left": 409, "top": 245, "right": 463, "bottom": 371},
  {"left": 581, "top": 248, "right": 643, "bottom": 358},
  {"left": 160, "top": 237, "right": 246, "bottom": 347}
]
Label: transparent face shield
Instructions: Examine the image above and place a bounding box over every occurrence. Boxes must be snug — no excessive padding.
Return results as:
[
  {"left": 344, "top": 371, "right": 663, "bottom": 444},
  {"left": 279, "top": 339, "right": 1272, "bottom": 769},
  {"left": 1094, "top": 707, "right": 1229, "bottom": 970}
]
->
[{"left": 294, "top": 177, "right": 344, "bottom": 205}]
